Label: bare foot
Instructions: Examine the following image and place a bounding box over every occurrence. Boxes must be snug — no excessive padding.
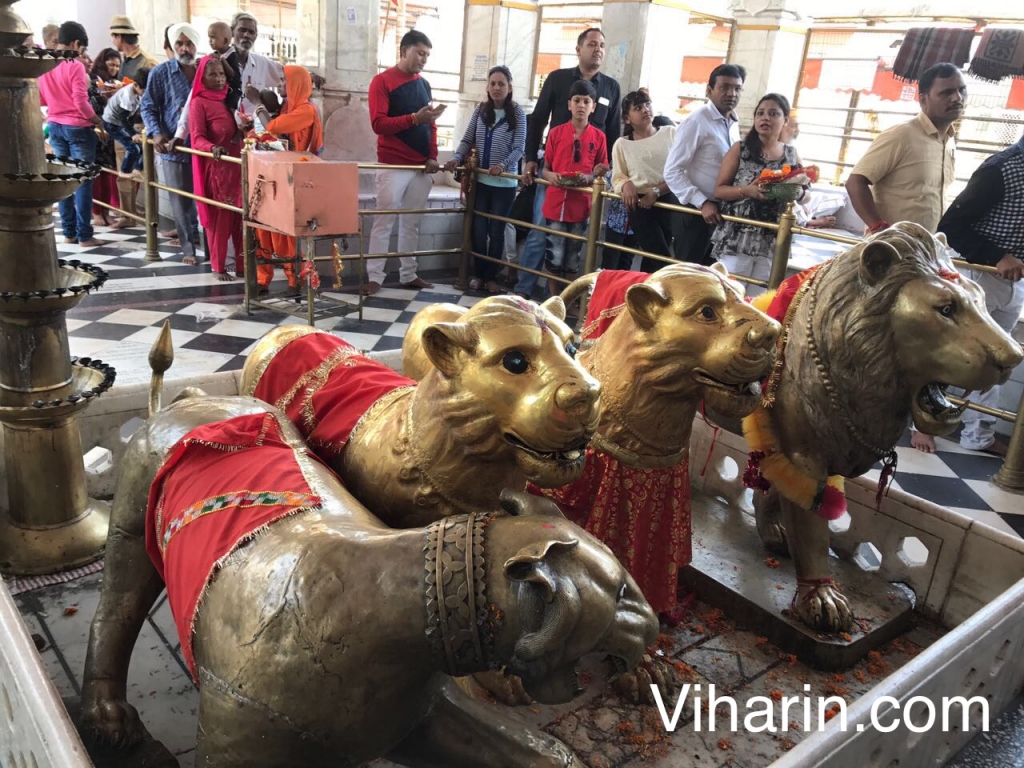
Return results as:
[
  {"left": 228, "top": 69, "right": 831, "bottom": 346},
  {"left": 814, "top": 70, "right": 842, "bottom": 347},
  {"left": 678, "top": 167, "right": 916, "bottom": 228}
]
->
[
  {"left": 63, "top": 237, "right": 78, "bottom": 244},
  {"left": 159, "top": 229, "right": 177, "bottom": 239},
  {"left": 214, "top": 271, "right": 234, "bottom": 281},
  {"left": 978, "top": 438, "right": 1009, "bottom": 457},
  {"left": 168, "top": 238, "right": 181, "bottom": 247},
  {"left": 109, "top": 218, "right": 134, "bottom": 230},
  {"left": 361, "top": 281, "right": 381, "bottom": 296},
  {"left": 485, "top": 280, "right": 503, "bottom": 294},
  {"left": 183, "top": 255, "right": 198, "bottom": 266},
  {"left": 92, "top": 216, "right": 108, "bottom": 227},
  {"left": 910, "top": 431, "right": 935, "bottom": 453},
  {"left": 400, "top": 277, "right": 434, "bottom": 290},
  {"left": 77, "top": 238, "right": 106, "bottom": 247}
]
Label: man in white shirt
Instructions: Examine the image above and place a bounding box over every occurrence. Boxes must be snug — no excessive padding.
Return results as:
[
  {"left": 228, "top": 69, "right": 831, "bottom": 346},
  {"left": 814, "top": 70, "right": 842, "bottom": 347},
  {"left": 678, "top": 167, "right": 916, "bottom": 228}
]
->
[{"left": 663, "top": 64, "right": 744, "bottom": 265}]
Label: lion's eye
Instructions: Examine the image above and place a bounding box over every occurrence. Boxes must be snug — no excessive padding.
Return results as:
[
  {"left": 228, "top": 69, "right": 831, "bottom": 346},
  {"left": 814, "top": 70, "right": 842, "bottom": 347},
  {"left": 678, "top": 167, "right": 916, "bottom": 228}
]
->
[
  {"left": 502, "top": 351, "right": 529, "bottom": 374},
  {"left": 938, "top": 303, "right": 955, "bottom": 318},
  {"left": 699, "top": 305, "right": 717, "bottom": 321},
  {"left": 565, "top": 341, "right": 578, "bottom": 358}
]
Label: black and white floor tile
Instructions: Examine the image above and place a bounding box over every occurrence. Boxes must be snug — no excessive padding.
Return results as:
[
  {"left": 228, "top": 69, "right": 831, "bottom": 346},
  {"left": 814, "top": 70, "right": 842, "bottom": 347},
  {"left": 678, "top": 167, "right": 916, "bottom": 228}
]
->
[{"left": 60, "top": 218, "right": 1024, "bottom": 535}]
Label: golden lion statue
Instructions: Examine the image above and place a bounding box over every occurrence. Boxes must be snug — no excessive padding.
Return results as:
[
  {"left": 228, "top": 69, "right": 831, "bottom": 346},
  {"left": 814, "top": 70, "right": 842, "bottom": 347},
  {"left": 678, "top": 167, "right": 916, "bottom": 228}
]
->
[
  {"left": 240, "top": 295, "right": 599, "bottom": 528},
  {"left": 79, "top": 385, "right": 657, "bottom": 766},
  {"left": 403, "top": 264, "right": 781, "bottom": 619},
  {"left": 743, "top": 222, "right": 1023, "bottom": 632}
]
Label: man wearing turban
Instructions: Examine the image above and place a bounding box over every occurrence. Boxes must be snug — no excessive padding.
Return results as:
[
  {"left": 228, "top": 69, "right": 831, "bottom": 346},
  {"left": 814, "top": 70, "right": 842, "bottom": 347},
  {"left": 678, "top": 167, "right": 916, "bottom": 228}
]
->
[{"left": 140, "top": 23, "right": 203, "bottom": 263}]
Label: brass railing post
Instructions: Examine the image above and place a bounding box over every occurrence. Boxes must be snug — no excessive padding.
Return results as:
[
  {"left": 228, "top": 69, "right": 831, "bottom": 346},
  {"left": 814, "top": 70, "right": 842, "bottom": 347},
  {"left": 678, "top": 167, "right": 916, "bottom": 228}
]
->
[
  {"left": 241, "top": 140, "right": 256, "bottom": 313},
  {"left": 142, "top": 133, "right": 161, "bottom": 262},
  {"left": 456, "top": 148, "right": 477, "bottom": 291},
  {"left": 577, "top": 176, "right": 607, "bottom": 325},
  {"left": 994, "top": 387, "right": 1024, "bottom": 494},
  {"left": 768, "top": 200, "right": 796, "bottom": 290},
  {"left": 584, "top": 176, "right": 606, "bottom": 277}
]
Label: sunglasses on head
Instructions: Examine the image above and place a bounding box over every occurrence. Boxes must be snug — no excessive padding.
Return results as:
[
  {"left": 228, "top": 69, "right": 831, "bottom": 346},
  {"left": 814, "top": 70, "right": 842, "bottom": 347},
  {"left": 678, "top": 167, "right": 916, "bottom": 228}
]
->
[{"left": 573, "top": 138, "right": 581, "bottom": 163}]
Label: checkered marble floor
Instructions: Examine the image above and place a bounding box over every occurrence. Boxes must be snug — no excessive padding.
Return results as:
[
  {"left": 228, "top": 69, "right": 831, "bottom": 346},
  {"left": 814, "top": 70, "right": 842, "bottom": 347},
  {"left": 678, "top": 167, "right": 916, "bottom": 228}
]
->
[{"left": 60, "top": 218, "right": 1024, "bottom": 535}]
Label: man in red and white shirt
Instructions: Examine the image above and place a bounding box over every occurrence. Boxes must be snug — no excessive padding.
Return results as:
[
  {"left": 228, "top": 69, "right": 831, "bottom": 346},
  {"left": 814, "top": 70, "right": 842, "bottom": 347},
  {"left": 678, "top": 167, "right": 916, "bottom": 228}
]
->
[
  {"left": 364, "top": 30, "right": 444, "bottom": 296},
  {"left": 39, "top": 21, "right": 108, "bottom": 247}
]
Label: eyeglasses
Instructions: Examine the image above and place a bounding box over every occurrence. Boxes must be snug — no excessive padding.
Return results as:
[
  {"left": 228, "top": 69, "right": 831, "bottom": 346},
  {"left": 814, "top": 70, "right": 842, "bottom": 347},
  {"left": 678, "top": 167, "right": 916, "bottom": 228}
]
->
[{"left": 573, "top": 139, "right": 581, "bottom": 163}]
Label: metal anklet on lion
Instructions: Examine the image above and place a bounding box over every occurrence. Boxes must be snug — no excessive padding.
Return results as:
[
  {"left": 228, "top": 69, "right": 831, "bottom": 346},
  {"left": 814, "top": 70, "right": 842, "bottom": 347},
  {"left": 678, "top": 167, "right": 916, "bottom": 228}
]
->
[{"left": 79, "top": 324, "right": 657, "bottom": 767}]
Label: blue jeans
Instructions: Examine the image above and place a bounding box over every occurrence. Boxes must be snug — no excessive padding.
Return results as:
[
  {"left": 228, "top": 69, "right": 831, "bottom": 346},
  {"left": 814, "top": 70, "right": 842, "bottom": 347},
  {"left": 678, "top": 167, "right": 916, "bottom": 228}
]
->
[
  {"left": 513, "top": 181, "right": 548, "bottom": 298},
  {"left": 48, "top": 123, "right": 98, "bottom": 242},
  {"left": 103, "top": 121, "right": 142, "bottom": 173},
  {"left": 472, "top": 182, "right": 517, "bottom": 283}
]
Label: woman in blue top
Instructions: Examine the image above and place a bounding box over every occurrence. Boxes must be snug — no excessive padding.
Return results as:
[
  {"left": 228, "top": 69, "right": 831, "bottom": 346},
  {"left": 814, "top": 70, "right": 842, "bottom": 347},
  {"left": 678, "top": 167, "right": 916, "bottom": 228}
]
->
[{"left": 445, "top": 65, "right": 526, "bottom": 294}]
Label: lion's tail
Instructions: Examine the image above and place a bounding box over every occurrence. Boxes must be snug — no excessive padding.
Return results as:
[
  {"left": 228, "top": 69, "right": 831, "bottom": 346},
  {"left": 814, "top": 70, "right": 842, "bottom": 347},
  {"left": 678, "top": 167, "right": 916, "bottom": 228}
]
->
[
  {"left": 559, "top": 273, "right": 599, "bottom": 309},
  {"left": 148, "top": 320, "right": 174, "bottom": 418}
]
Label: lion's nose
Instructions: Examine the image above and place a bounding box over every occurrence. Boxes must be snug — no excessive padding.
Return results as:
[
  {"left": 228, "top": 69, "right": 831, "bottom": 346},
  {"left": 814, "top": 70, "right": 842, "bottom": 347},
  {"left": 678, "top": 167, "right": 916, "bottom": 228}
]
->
[
  {"left": 555, "top": 379, "right": 600, "bottom": 417},
  {"left": 746, "top": 319, "right": 781, "bottom": 350}
]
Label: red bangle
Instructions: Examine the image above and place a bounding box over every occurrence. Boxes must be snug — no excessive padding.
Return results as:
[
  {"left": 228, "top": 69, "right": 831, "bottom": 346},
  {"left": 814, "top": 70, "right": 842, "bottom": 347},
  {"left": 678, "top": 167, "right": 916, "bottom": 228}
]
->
[{"left": 866, "top": 220, "right": 891, "bottom": 235}]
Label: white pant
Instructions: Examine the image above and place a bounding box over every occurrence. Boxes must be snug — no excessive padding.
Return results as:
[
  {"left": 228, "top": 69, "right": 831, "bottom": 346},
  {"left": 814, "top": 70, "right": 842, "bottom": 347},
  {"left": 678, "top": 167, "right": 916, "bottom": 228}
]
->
[
  {"left": 959, "top": 269, "right": 1024, "bottom": 450},
  {"left": 365, "top": 169, "right": 433, "bottom": 285},
  {"left": 716, "top": 253, "right": 772, "bottom": 298}
]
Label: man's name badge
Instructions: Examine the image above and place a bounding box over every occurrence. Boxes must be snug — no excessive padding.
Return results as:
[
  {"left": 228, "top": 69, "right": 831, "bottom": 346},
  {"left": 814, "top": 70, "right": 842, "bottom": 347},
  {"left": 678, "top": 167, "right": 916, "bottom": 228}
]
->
[{"left": 598, "top": 97, "right": 610, "bottom": 106}]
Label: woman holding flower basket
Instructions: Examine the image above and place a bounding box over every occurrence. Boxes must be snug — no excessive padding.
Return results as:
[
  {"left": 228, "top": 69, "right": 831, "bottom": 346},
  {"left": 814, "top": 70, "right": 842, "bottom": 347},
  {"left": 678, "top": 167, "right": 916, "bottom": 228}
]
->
[{"left": 710, "top": 93, "right": 816, "bottom": 290}]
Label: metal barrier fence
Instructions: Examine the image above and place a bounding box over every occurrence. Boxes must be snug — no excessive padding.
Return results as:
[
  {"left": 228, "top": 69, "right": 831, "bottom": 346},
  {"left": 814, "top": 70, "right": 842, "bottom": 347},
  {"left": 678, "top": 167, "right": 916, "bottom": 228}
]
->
[{"left": 85, "top": 139, "right": 1022, "bottom": 495}]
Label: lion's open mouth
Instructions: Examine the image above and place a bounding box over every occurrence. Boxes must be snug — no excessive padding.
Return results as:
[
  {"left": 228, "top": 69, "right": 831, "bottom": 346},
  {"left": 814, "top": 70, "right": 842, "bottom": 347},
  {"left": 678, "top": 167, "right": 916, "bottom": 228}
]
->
[
  {"left": 694, "top": 371, "right": 763, "bottom": 398},
  {"left": 505, "top": 433, "right": 589, "bottom": 464},
  {"left": 916, "top": 383, "right": 967, "bottom": 423}
]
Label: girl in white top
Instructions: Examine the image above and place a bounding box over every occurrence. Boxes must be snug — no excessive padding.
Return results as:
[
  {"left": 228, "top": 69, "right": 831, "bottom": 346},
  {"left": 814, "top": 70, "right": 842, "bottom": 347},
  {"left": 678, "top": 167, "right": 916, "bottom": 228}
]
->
[{"left": 611, "top": 89, "right": 684, "bottom": 272}]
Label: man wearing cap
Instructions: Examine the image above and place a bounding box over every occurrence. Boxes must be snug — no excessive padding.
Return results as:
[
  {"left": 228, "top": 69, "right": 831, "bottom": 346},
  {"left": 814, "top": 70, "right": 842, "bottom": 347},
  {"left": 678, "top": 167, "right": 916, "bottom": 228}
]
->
[
  {"left": 110, "top": 16, "right": 157, "bottom": 82},
  {"left": 140, "top": 22, "right": 201, "bottom": 263}
]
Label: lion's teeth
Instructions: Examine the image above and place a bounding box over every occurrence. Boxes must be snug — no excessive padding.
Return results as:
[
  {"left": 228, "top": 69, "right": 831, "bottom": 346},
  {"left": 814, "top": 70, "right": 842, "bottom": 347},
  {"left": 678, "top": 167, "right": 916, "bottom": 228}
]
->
[{"left": 747, "top": 381, "right": 762, "bottom": 397}]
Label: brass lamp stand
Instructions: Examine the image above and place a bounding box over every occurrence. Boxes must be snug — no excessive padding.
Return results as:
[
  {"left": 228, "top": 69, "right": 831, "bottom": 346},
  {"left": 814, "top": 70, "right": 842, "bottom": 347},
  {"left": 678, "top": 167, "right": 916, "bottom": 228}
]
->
[{"left": 0, "top": 0, "right": 116, "bottom": 575}]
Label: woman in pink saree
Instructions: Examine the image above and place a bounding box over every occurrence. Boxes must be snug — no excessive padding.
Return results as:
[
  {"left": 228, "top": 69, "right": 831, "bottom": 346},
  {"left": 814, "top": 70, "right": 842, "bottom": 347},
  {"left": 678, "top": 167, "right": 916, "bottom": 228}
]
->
[{"left": 188, "top": 56, "right": 242, "bottom": 280}]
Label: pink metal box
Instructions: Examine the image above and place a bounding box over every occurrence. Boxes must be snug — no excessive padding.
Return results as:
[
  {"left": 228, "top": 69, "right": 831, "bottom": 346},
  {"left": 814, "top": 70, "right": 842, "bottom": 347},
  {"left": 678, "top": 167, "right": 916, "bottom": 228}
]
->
[{"left": 246, "top": 151, "right": 359, "bottom": 237}]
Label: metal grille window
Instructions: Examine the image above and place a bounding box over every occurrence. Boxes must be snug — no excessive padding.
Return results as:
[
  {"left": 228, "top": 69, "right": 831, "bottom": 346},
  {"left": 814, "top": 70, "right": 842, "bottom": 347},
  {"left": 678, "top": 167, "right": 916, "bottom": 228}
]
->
[
  {"left": 794, "top": 22, "right": 1024, "bottom": 196},
  {"left": 189, "top": 0, "right": 299, "bottom": 63},
  {"left": 531, "top": 0, "right": 603, "bottom": 99}
]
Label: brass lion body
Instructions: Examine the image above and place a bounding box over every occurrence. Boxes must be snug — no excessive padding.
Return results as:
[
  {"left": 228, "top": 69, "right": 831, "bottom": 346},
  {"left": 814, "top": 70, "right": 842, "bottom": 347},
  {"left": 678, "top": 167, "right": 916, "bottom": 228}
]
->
[{"left": 78, "top": 395, "right": 657, "bottom": 767}]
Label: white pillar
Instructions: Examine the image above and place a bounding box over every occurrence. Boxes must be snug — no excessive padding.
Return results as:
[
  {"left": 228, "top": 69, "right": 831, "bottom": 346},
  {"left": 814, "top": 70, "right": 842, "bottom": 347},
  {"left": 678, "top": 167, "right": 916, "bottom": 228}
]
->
[
  {"left": 125, "top": 0, "right": 188, "bottom": 58},
  {"left": 454, "top": 0, "right": 539, "bottom": 153},
  {"left": 77, "top": 0, "right": 125, "bottom": 53},
  {"left": 727, "top": 0, "right": 810, "bottom": 121},
  {"left": 314, "top": 0, "right": 381, "bottom": 166}
]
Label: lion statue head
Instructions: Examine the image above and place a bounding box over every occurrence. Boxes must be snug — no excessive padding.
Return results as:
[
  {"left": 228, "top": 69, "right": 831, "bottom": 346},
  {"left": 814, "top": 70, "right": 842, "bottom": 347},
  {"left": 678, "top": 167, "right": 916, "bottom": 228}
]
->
[
  {"left": 487, "top": 491, "right": 659, "bottom": 704},
  {"left": 405, "top": 294, "right": 601, "bottom": 489},
  {"left": 789, "top": 222, "right": 1023, "bottom": 462},
  {"left": 607, "top": 263, "right": 782, "bottom": 418}
]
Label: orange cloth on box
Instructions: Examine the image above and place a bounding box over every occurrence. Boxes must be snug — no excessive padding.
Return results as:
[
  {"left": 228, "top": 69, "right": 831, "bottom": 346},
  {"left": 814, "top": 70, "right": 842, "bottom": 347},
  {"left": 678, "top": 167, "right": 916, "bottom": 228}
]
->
[
  {"left": 258, "top": 65, "right": 323, "bottom": 288},
  {"left": 145, "top": 412, "right": 323, "bottom": 681}
]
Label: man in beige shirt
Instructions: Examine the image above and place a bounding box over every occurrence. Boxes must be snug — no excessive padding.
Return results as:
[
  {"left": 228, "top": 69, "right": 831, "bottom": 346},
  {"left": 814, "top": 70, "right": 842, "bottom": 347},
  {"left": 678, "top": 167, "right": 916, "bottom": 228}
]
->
[
  {"left": 847, "top": 62, "right": 966, "bottom": 454},
  {"left": 846, "top": 62, "right": 965, "bottom": 235}
]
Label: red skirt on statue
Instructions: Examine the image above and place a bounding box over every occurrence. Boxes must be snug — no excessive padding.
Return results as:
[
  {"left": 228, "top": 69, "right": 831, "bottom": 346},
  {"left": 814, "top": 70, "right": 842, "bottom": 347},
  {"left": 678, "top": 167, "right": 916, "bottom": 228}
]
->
[{"left": 538, "top": 269, "right": 693, "bottom": 614}]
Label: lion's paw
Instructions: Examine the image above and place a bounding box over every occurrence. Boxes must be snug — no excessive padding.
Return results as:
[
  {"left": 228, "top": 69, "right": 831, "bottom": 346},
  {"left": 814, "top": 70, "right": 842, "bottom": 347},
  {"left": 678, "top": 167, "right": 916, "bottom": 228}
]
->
[
  {"left": 472, "top": 669, "right": 533, "bottom": 706},
  {"left": 79, "top": 684, "right": 144, "bottom": 749},
  {"left": 792, "top": 582, "right": 853, "bottom": 634},
  {"left": 610, "top": 653, "right": 673, "bottom": 706}
]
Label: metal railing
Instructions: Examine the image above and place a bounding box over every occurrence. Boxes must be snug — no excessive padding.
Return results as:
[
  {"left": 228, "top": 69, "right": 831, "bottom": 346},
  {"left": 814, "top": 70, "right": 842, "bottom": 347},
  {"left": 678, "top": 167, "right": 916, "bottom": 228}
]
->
[{"left": 84, "top": 136, "right": 1024, "bottom": 495}]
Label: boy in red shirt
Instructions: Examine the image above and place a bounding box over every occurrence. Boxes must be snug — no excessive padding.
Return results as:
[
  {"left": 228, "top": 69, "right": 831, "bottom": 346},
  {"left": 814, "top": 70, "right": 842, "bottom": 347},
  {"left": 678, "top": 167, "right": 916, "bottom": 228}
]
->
[{"left": 541, "top": 79, "right": 609, "bottom": 295}]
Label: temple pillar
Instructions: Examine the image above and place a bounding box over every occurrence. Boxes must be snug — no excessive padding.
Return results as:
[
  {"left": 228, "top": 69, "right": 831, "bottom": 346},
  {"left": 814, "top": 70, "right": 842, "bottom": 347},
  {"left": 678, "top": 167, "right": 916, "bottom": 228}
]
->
[
  {"left": 727, "top": 0, "right": 809, "bottom": 119},
  {"left": 311, "top": 0, "right": 380, "bottom": 165},
  {"left": 454, "top": 0, "right": 540, "bottom": 146},
  {"left": 125, "top": 0, "right": 188, "bottom": 58}
]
